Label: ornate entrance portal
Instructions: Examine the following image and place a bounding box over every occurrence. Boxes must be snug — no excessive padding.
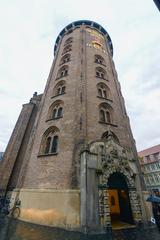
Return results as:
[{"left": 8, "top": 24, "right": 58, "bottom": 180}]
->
[
  {"left": 80, "top": 138, "right": 145, "bottom": 232},
  {"left": 108, "top": 172, "right": 134, "bottom": 226}
]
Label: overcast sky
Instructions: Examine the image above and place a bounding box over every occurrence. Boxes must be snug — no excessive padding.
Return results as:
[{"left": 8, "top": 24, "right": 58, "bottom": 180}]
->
[{"left": 0, "top": 0, "right": 160, "bottom": 152}]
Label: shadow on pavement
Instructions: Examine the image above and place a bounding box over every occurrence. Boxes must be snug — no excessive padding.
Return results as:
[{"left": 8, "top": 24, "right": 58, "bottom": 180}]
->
[{"left": 0, "top": 216, "right": 160, "bottom": 240}]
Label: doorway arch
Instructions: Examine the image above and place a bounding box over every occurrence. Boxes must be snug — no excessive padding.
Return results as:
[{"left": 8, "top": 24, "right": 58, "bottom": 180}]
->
[{"left": 107, "top": 172, "right": 134, "bottom": 225}]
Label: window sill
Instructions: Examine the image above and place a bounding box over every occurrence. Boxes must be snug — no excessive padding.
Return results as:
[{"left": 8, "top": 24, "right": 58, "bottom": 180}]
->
[
  {"left": 46, "top": 116, "right": 63, "bottom": 122},
  {"left": 99, "top": 121, "right": 118, "bottom": 127},
  {"left": 37, "top": 153, "right": 58, "bottom": 158},
  {"left": 51, "top": 93, "right": 66, "bottom": 99},
  {"left": 97, "top": 96, "right": 113, "bottom": 102},
  {"left": 56, "top": 74, "right": 68, "bottom": 80},
  {"left": 95, "top": 76, "right": 109, "bottom": 81}
]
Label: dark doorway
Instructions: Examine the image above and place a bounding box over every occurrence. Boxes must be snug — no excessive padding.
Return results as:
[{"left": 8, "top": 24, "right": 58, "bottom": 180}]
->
[{"left": 108, "top": 172, "right": 134, "bottom": 227}]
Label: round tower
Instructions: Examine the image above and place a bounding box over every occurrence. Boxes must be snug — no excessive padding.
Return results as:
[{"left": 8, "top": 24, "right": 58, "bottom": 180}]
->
[{"left": 0, "top": 20, "right": 148, "bottom": 233}]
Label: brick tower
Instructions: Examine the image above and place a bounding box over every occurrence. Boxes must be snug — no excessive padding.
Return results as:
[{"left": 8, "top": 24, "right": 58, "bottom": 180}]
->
[{"left": 0, "top": 20, "right": 148, "bottom": 233}]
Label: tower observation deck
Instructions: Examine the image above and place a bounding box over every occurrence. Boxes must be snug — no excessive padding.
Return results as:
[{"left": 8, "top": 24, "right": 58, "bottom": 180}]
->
[{"left": 54, "top": 20, "right": 113, "bottom": 56}]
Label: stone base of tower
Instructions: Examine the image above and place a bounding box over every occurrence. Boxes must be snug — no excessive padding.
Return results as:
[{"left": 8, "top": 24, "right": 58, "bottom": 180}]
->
[
  {"left": 5, "top": 189, "right": 80, "bottom": 230},
  {"left": 1, "top": 187, "right": 153, "bottom": 234}
]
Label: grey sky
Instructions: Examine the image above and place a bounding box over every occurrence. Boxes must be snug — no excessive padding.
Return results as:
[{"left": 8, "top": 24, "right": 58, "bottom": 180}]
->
[{"left": 0, "top": 0, "right": 160, "bottom": 152}]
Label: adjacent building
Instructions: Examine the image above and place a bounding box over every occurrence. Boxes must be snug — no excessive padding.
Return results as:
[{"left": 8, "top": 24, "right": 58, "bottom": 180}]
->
[
  {"left": 138, "top": 144, "right": 160, "bottom": 194},
  {"left": 0, "top": 152, "right": 4, "bottom": 161},
  {"left": 0, "top": 20, "right": 148, "bottom": 233}
]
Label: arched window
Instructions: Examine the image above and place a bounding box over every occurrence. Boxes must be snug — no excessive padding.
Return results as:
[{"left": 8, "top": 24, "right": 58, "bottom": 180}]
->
[
  {"left": 95, "top": 55, "right": 105, "bottom": 65},
  {"left": 57, "top": 65, "right": 68, "bottom": 79},
  {"left": 97, "top": 83, "right": 110, "bottom": 99},
  {"left": 52, "top": 105, "right": 63, "bottom": 119},
  {"left": 47, "top": 100, "right": 64, "bottom": 121},
  {"left": 99, "top": 103, "right": 113, "bottom": 124},
  {"left": 102, "top": 131, "right": 119, "bottom": 144},
  {"left": 39, "top": 127, "right": 59, "bottom": 155},
  {"left": 53, "top": 81, "right": 66, "bottom": 97},
  {"left": 60, "top": 54, "right": 71, "bottom": 65},
  {"left": 57, "top": 85, "right": 66, "bottom": 95},
  {"left": 64, "top": 37, "right": 73, "bottom": 45},
  {"left": 62, "top": 44, "right": 72, "bottom": 55},
  {"left": 96, "top": 67, "right": 107, "bottom": 79}
]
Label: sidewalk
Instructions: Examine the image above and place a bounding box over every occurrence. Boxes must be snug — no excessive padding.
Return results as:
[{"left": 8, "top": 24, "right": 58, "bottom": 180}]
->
[{"left": 0, "top": 216, "right": 160, "bottom": 240}]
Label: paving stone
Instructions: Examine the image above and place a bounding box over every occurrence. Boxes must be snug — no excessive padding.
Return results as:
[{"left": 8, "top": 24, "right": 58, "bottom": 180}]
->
[{"left": 0, "top": 217, "right": 160, "bottom": 240}]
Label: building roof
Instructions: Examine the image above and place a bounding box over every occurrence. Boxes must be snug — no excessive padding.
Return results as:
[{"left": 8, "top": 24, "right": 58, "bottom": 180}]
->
[
  {"left": 138, "top": 144, "right": 160, "bottom": 157},
  {"left": 153, "top": 0, "right": 160, "bottom": 11},
  {"left": 54, "top": 20, "right": 113, "bottom": 56}
]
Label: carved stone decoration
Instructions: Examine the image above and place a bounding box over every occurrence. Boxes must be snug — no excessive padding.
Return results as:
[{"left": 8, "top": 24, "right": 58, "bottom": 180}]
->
[{"left": 89, "top": 138, "right": 143, "bottom": 227}]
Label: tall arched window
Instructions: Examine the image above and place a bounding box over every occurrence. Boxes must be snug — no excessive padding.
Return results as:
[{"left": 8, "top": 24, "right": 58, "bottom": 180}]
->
[
  {"left": 53, "top": 81, "right": 66, "bottom": 97},
  {"left": 52, "top": 105, "right": 63, "bottom": 119},
  {"left": 64, "top": 37, "right": 73, "bottom": 45},
  {"left": 99, "top": 103, "right": 113, "bottom": 124},
  {"left": 39, "top": 127, "right": 59, "bottom": 155},
  {"left": 57, "top": 86, "right": 65, "bottom": 95},
  {"left": 95, "top": 55, "right": 105, "bottom": 65},
  {"left": 62, "top": 44, "right": 72, "bottom": 55},
  {"left": 47, "top": 100, "right": 64, "bottom": 121},
  {"left": 96, "top": 67, "right": 107, "bottom": 79},
  {"left": 97, "top": 83, "right": 110, "bottom": 99},
  {"left": 57, "top": 65, "right": 68, "bottom": 79},
  {"left": 60, "top": 54, "right": 71, "bottom": 65}
]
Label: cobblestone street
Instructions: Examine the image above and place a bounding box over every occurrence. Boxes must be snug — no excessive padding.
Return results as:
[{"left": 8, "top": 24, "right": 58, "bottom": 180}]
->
[{"left": 0, "top": 217, "right": 160, "bottom": 240}]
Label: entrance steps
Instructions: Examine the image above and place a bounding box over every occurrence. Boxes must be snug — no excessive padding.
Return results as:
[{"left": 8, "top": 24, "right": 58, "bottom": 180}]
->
[{"left": 112, "top": 226, "right": 160, "bottom": 240}]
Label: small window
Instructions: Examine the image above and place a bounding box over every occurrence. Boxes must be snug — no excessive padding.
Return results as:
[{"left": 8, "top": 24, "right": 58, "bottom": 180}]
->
[
  {"left": 64, "top": 37, "right": 73, "bottom": 45},
  {"left": 56, "top": 86, "right": 66, "bottom": 95},
  {"left": 47, "top": 100, "right": 64, "bottom": 121},
  {"left": 62, "top": 44, "right": 72, "bottom": 54},
  {"left": 57, "top": 66, "right": 69, "bottom": 79},
  {"left": 60, "top": 54, "right": 71, "bottom": 65},
  {"left": 95, "top": 55, "right": 105, "bottom": 65},
  {"left": 53, "top": 81, "right": 66, "bottom": 97},
  {"left": 39, "top": 127, "right": 59, "bottom": 155},
  {"left": 99, "top": 103, "right": 113, "bottom": 124},
  {"left": 52, "top": 106, "right": 63, "bottom": 119},
  {"left": 96, "top": 67, "right": 107, "bottom": 79},
  {"left": 97, "top": 83, "right": 111, "bottom": 100}
]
